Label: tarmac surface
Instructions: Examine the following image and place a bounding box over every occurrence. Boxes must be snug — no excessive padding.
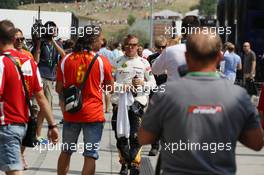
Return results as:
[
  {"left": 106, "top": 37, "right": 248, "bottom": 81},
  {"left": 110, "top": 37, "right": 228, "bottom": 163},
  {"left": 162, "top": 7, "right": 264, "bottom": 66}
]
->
[{"left": 1, "top": 90, "right": 264, "bottom": 175}]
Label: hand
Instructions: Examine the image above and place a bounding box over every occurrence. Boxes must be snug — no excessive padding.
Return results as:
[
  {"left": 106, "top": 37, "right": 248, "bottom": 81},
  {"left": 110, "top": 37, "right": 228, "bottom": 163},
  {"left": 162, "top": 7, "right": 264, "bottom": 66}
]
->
[
  {"left": 132, "top": 78, "right": 144, "bottom": 88},
  {"left": 51, "top": 37, "right": 56, "bottom": 44},
  {"left": 47, "top": 127, "right": 59, "bottom": 144}
]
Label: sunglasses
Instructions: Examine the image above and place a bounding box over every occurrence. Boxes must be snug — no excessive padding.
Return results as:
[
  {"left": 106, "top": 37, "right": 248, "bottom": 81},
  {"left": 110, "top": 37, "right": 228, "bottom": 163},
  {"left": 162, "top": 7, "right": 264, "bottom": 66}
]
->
[
  {"left": 156, "top": 45, "right": 166, "bottom": 49},
  {"left": 125, "top": 43, "right": 138, "bottom": 48},
  {"left": 16, "top": 37, "right": 25, "bottom": 42}
]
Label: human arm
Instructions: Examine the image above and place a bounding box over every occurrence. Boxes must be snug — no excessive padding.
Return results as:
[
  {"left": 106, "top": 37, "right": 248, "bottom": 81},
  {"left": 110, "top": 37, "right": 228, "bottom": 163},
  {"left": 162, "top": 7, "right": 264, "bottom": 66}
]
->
[
  {"left": 32, "top": 40, "right": 41, "bottom": 63},
  {"left": 52, "top": 38, "right": 66, "bottom": 58},
  {"left": 239, "top": 91, "right": 264, "bottom": 151},
  {"left": 237, "top": 55, "right": 242, "bottom": 70},
  {"left": 34, "top": 90, "right": 59, "bottom": 144},
  {"left": 138, "top": 91, "right": 166, "bottom": 145},
  {"left": 250, "top": 52, "right": 257, "bottom": 78}
]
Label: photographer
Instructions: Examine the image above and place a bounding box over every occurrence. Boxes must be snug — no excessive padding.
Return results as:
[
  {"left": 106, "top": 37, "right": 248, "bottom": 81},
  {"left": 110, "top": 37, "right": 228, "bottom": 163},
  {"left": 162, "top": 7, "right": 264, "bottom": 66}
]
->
[{"left": 32, "top": 21, "right": 65, "bottom": 142}]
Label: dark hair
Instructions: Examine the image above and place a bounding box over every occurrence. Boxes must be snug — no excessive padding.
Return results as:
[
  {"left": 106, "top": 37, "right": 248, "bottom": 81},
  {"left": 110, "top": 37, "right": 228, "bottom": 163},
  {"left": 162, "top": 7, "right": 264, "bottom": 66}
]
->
[
  {"left": 64, "top": 39, "right": 75, "bottom": 49},
  {"left": 101, "top": 38, "right": 107, "bottom": 47},
  {"left": 0, "top": 20, "right": 16, "bottom": 44},
  {"left": 113, "top": 42, "right": 120, "bottom": 49},
  {"left": 44, "top": 21, "right": 57, "bottom": 28},
  {"left": 144, "top": 43, "right": 149, "bottom": 49},
  {"left": 44, "top": 21, "right": 57, "bottom": 39},
  {"left": 181, "top": 16, "right": 200, "bottom": 39},
  {"left": 186, "top": 28, "right": 222, "bottom": 63},
  {"left": 73, "top": 25, "right": 102, "bottom": 52}
]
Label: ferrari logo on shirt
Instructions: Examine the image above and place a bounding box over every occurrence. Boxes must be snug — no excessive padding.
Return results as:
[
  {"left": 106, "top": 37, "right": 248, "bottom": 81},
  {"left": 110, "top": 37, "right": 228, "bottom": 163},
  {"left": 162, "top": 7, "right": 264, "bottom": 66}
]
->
[{"left": 188, "top": 105, "right": 222, "bottom": 114}]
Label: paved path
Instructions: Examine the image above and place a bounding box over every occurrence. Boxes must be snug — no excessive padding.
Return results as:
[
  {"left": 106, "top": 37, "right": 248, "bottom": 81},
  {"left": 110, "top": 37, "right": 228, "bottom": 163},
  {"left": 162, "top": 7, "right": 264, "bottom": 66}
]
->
[{"left": 1, "top": 92, "right": 264, "bottom": 175}]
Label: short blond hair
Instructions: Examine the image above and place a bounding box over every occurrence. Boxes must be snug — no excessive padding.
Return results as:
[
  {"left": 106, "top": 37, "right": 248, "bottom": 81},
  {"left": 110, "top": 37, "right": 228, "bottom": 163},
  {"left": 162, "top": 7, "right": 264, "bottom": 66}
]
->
[{"left": 155, "top": 35, "right": 167, "bottom": 47}]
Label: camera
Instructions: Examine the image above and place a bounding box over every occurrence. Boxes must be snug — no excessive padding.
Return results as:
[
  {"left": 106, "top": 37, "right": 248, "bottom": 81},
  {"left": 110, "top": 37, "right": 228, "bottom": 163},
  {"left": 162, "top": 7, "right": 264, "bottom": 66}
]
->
[
  {"left": 31, "top": 19, "right": 44, "bottom": 40},
  {"left": 31, "top": 21, "right": 58, "bottom": 41},
  {"left": 31, "top": 7, "right": 58, "bottom": 41}
]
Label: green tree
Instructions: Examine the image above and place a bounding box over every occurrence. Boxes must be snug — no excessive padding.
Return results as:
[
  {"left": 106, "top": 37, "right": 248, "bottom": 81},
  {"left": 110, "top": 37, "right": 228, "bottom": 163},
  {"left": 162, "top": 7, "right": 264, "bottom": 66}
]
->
[
  {"left": 195, "top": 0, "right": 217, "bottom": 17},
  {"left": 0, "top": 0, "right": 18, "bottom": 9},
  {"left": 112, "top": 27, "right": 149, "bottom": 47},
  {"left": 127, "top": 14, "right": 136, "bottom": 26}
]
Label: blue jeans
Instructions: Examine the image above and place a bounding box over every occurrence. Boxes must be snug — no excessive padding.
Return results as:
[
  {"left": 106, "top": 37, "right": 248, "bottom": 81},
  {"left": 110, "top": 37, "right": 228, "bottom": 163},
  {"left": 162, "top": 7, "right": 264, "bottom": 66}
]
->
[
  {"left": 0, "top": 124, "right": 26, "bottom": 172},
  {"left": 62, "top": 122, "right": 104, "bottom": 160}
]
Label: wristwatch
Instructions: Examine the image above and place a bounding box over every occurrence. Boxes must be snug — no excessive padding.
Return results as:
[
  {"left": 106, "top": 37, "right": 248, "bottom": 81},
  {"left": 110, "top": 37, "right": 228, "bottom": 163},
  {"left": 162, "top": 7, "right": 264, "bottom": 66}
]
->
[{"left": 48, "top": 124, "right": 58, "bottom": 129}]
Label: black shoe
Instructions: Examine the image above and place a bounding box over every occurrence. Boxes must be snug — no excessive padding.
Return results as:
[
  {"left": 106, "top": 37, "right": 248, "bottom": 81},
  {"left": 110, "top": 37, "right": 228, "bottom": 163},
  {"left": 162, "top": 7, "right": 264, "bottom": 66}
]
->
[
  {"left": 120, "top": 164, "right": 128, "bottom": 175},
  {"left": 130, "top": 165, "right": 140, "bottom": 175},
  {"left": 148, "top": 148, "right": 158, "bottom": 156}
]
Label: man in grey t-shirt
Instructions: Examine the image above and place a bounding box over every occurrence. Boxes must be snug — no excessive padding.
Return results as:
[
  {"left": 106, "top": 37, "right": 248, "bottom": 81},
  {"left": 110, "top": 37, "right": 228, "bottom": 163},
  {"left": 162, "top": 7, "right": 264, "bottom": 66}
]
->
[
  {"left": 243, "top": 42, "right": 256, "bottom": 79},
  {"left": 139, "top": 30, "right": 264, "bottom": 175}
]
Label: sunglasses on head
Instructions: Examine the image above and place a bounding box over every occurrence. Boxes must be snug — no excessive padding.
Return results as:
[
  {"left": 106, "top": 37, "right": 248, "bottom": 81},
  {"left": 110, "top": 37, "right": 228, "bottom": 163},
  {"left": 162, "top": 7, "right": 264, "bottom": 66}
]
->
[
  {"left": 16, "top": 37, "right": 25, "bottom": 42},
  {"left": 156, "top": 45, "right": 166, "bottom": 49}
]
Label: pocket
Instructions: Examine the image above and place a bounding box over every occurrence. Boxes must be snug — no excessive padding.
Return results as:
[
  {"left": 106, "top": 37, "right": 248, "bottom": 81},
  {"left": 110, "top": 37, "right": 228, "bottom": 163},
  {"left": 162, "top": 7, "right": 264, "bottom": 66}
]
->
[{"left": 8, "top": 125, "right": 26, "bottom": 142}]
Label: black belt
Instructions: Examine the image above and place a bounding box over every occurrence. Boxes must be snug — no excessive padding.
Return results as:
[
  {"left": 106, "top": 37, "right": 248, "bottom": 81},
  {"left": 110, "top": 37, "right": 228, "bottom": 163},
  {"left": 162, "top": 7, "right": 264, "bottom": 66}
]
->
[{"left": 1, "top": 123, "right": 26, "bottom": 127}]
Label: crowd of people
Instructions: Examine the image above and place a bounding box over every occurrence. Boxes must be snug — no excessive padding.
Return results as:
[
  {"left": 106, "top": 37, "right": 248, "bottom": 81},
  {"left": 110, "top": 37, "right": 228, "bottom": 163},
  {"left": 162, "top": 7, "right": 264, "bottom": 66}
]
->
[{"left": 0, "top": 15, "right": 264, "bottom": 175}]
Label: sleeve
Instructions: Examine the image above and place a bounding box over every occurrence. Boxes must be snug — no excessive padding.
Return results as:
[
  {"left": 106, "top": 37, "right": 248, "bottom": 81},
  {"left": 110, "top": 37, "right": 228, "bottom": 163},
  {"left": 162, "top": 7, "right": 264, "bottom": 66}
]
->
[
  {"left": 241, "top": 90, "right": 261, "bottom": 130},
  {"left": 257, "top": 85, "right": 264, "bottom": 112},
  {"left": 151, "top": 48, "right": 167, "bottom": 75},
  {"left": 237, "top": 55, "right": 242, "bottom": 65},
  {"left": 103, "top": 56, "right": 113, "bottom": 83},
  {"left": 31, "top": 60, "right": 43, "bottom": 93},
  {"left": 0, "top": 57, "right": 6, "bottom": 96},
  {"left": 252, "top": 52, "right": 256, "bottom": 61},
  {"left": 56, "top": 59, "right": 63, "bottom": 82},
  {"left": 223, "top": 55, "right": 227, "bottom": 61},
  {"left": 143, "top": 59, "right": 156, "bottom": 89},
  {"left": 142, "top": 90, "right": 166, "bottom": 135}
]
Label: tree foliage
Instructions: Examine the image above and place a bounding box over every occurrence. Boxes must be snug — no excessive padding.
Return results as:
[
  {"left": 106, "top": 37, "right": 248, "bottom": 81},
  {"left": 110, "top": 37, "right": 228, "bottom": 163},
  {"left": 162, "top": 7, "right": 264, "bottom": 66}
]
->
[
  {"left": 194, "top": 0, "right": 217, "bottom": 17},
  {"left": 111, "top": 27, "right": 149, "bottom": 46},
  {"left": 127, "top": 14, "right": 136, "bottom": 26},
  {"left": 0, "top": 0, "right": 19, "bottom": 9}
]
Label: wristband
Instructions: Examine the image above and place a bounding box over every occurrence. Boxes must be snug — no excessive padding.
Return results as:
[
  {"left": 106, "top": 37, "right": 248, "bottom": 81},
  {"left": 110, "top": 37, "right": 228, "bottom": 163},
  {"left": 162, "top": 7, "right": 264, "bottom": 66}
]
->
[{"left": 48, "top": 124, "right": 58, "bottom": 129}]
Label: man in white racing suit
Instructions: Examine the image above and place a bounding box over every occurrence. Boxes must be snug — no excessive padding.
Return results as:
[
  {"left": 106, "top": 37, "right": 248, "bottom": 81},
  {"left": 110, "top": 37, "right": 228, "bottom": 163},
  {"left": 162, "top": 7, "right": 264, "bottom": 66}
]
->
[{"left": 111, "top": 34, "right": 156, "bottom": 175}]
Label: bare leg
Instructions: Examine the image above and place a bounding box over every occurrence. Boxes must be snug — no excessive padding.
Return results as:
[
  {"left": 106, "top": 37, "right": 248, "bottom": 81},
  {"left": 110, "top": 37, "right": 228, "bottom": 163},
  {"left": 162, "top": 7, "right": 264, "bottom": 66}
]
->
[
  {"left": 6, "top": 171, "right": 22, "bottom": 175},
  {"left": 20, "top": 146, "right": 28, "bottom": 169},
  {"left": 104, "top": 94, "right": 111, "bottom": 113},
  {"left": 82, "top": 157, "right": 95, "bottom": 175},
  {"left": 57, "top": 152, "right": 71, "bottom": 175}
]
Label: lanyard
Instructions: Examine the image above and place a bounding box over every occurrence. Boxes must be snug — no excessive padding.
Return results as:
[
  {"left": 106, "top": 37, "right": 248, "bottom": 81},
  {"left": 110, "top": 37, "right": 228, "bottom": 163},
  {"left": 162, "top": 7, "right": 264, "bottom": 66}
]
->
[
  {"left": 186, "top": 72, "right": 220, "bottom": 78},
  {"left": 45, "top": 44, "right": 54, "bottom": 67}
]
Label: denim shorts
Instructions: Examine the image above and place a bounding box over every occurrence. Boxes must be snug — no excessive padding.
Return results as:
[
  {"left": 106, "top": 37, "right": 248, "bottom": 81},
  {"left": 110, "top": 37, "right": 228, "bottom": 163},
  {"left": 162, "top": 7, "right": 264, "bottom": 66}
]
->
[
  {"left": 0, "top": 124, "right": 26, "bottom": 172},
  {"left": 62, "top": 122, "right": 104, "bottom": 160}
]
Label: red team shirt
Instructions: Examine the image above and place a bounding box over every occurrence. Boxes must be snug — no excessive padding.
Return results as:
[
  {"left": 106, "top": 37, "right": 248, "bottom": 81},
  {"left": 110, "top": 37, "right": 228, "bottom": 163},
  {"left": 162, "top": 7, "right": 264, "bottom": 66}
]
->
[
  {"left": 57, "top": 51, "right": 113, "bottom": 123},
  {"left": 0, "top": 49, "right": 42, "bottom": 125}
]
